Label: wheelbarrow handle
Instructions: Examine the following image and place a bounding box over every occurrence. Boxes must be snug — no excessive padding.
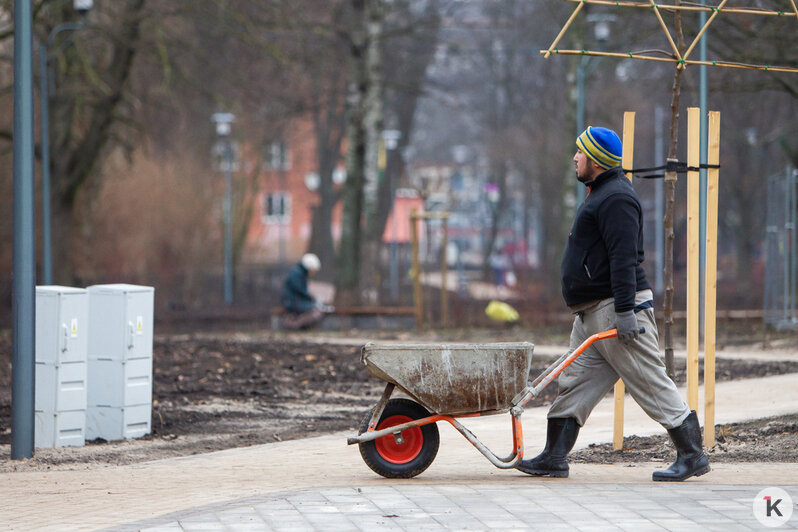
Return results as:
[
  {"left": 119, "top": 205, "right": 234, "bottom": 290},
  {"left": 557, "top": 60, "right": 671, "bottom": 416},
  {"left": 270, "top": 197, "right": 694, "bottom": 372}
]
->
[
  {"left": 597, "top": 326, "right": 646, "bottom": 340},
  {"left": 520, "top": 326, "right": 645, "bottom": 407}
]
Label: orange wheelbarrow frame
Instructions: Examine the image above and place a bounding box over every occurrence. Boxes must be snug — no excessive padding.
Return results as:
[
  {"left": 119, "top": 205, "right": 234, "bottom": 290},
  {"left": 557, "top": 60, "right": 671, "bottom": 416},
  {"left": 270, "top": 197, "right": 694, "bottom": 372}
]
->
[{"left": 347, "top": 328, "right": 634, "bottom": 470}]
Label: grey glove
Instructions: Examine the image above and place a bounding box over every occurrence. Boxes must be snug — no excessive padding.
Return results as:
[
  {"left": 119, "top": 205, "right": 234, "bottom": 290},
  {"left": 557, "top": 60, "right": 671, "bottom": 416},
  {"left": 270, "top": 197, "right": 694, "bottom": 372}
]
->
[{"left": 615, "top": 310, "right": 639, "bottom": 345}]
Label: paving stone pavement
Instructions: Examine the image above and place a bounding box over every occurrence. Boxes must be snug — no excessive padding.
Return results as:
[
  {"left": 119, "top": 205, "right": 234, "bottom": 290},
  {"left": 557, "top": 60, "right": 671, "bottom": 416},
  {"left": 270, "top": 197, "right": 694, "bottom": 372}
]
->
[
  {"left": 3, "top": 350, "right": 798, "bottom": 531},
  {"left": 119, "top": 483, "right": 795, "bottom": 531}
]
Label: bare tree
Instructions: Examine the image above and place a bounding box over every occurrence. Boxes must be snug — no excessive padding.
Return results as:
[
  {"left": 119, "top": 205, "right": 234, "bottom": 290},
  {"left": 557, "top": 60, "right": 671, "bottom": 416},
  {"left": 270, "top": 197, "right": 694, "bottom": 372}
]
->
[
  {"left": 662, "top": 2, "right": 687, "bottom": 378},
  {"left": 336, "top": 0, "right": 385, "bottom": 305}
]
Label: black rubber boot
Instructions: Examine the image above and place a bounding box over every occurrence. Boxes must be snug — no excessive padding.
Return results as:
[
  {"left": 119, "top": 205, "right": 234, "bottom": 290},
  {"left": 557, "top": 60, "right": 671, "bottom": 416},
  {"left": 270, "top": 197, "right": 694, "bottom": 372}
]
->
[
  {"left": 516, "top": 417, "right": 580, "bottom": 478},
  {"left": 652, "top": 411, "right": 710, "bottom": 481}
]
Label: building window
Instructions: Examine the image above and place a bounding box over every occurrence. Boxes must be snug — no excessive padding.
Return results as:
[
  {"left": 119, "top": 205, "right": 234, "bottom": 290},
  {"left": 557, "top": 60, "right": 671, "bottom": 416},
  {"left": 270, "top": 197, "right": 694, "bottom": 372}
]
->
[
  {"left": 263, "top": 192, "right": 291, "bottom": 224},
  {"left": 264, "top": 141, "right": 291, "bottom": 171}
]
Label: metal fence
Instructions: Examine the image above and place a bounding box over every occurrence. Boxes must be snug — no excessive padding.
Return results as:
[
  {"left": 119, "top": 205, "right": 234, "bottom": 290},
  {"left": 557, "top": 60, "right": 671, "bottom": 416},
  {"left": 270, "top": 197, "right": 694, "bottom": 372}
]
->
[{"left": 763, "top": 166, "right": 797, "bottom": 330}]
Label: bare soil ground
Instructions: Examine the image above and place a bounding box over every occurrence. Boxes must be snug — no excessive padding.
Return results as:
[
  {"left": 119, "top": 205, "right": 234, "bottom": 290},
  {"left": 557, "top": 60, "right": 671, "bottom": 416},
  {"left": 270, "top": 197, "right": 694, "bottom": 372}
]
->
[
  {"left": 572, "top": 415, "right": 798, "bottom": 464},
  {"left": 1, "top": 329, "right": 797, "bottom": 472}
]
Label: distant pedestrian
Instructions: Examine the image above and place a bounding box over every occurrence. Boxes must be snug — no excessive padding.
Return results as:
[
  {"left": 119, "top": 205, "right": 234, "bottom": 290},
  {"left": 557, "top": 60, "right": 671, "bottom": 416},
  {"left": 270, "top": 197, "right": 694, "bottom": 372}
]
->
[
  {"left": 516, "top": 126, "right": 709, "bottom": 482},
  {"left": 280, "top": 254, "right": 333, "bottom": 330}
]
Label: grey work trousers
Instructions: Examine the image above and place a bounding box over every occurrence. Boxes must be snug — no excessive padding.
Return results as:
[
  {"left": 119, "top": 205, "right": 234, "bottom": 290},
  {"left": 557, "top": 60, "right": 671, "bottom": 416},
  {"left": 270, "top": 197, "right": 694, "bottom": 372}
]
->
[{"left": 547, "top": 290, "right": 690, "bottom": 430}]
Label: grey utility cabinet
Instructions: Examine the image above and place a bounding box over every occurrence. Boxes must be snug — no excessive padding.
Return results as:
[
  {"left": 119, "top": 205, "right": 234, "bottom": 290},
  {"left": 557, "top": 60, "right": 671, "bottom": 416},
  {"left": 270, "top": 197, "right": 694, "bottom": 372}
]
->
[
  {"left": 86, "top": 284, "right": 154, "bottom": 440},
  {"left": 34, "top": 286, "right": 89, "bottom": 448}
]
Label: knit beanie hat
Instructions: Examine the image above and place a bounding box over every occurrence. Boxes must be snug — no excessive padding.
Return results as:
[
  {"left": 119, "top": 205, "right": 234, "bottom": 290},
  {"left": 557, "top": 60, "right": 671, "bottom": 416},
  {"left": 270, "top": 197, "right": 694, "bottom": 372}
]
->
[{"left": 576, "top": 127, "right": 623, "bottom": 169}]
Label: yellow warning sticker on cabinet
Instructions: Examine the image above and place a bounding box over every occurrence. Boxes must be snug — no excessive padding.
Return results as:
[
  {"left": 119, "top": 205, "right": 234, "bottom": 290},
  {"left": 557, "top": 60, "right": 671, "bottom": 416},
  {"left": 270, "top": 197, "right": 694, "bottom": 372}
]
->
[
  {"left": 136, "top": 315, "right": 144, "bottom": 335},
  {"left": 70, "top": 318, "right": 78, "bottom": 337}
]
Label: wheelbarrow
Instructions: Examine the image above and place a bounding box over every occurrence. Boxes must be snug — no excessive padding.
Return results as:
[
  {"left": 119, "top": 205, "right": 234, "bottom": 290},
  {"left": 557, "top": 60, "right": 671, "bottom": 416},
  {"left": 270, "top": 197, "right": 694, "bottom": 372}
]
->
[{"left": 347, "top": 328, "right": 638, "bottom": 478}]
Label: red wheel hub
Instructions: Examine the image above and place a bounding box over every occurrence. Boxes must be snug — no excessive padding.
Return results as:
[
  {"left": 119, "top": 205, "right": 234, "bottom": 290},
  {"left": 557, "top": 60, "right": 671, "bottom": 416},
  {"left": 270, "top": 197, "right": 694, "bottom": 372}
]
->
[{"left": 375, "top": 415, "right": 423, "bottom": 464}]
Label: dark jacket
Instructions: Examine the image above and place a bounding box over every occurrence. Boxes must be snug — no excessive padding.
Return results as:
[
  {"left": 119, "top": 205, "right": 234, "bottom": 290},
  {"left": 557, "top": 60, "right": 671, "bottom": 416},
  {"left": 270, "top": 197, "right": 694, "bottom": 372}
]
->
[
  {"left": 281, "top": 264, "right": 315, "bottom": 314},
  {"left": 561, "top": 166, "right": 651, "bottom": 313}
]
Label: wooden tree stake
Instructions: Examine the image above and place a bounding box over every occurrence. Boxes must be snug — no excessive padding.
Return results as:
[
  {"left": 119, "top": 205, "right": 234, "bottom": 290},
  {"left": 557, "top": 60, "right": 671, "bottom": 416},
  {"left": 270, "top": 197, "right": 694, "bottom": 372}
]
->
[
  {"left": 410, "top": 210, "right": 422, "bottom": 329},
  {"left": 613, "top": 111, "right": 636, "bottom": 451},
  {"left": 704, "top": 111, "right": 721, "bottom": 446}
]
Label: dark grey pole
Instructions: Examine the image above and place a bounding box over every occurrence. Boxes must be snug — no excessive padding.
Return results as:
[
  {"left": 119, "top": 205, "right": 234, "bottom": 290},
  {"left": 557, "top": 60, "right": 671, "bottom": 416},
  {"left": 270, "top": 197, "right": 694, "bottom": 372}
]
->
[
  {"left": 12, "top": 0, "right": 37, "bottom": 460},
  {"left": 698, "top": 1, "right": 708, "bottom": 334},
  {"left": 224, "top": 140, "right": 233, "bottom": 305},
  {"left": 791, "top": 168, "right": 797, "bottom": 324},
  {"left": 785, "top": 167, "right": 791, "bottom": 323},
  {"left": 575, "top": 57, "right": 586, "bottom": 205},
  {"left": 39, "top": 42, "right": 52, "bottom": 285},
  {"left": 39, "top": 18, "right": 89, "bottom": 285},
  {"left": 279, "top": 143, "right": 287, "bottom": 266},
  {"left": 211, "top": 112, "right": 235, "bottom": 305}
]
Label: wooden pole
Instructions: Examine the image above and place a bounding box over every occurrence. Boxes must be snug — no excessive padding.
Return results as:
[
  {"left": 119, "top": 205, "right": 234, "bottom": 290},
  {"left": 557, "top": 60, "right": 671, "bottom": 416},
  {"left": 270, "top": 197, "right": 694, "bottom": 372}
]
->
[
  {"left": 613, "top": 111, "right": 635, "bottom": 451},
  {"left": 563, "top": 0, "right": 798, "bottom": 17},
  {"left": 682, "top": 0, "right": 729, "bottom": 62},
  {"left": 686, "top": 107, "right": 700, "bottom": 411},
  {"left": 648, "top": 0, "right": 684, "bottom": 62},
  {"left": 703, "top": 111, "right": 720, "bottom": 446},
  {"left": 538, "top": 50, "right": 798, "bottom": 75},
  {"left": 543, "top": 2, "right": 585, "bottom": 58},
  {"left": 410, "top": 210, "right": 422, "bottom": 329},
  {"left": 441, "top": 216, "right": 449, "bottom": 328},
  {"left": 622, "top": 111, "right": 635, "bottom": 183}
]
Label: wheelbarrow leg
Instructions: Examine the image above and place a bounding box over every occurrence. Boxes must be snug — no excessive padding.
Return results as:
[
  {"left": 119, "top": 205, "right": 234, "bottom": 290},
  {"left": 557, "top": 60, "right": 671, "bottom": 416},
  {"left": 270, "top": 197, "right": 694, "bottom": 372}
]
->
[
  {"left": 366, "top": 382, "right": 395, "bottom": 432},
  {"left": 443, "top": 409, "right": 525, "bottom": 469}
]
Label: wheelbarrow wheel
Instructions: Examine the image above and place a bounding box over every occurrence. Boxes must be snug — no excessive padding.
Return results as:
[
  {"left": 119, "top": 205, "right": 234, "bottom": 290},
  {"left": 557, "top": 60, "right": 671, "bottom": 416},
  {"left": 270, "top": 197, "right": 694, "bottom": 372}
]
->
[{"left": 358, "top": 398, "right": 439, "bottom": 479}]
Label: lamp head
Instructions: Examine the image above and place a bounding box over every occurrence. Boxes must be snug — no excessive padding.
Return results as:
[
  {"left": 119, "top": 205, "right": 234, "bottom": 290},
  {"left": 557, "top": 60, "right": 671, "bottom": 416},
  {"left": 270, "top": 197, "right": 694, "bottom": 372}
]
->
[
  {"left": 212, "top": 112, "right": 236, "bottom": 137},
  {"left": 594, "top": 21, "right": 610, "bottom": 43},
  {"left": 74, "top": 0, "right": 93, "bottom": 13}
]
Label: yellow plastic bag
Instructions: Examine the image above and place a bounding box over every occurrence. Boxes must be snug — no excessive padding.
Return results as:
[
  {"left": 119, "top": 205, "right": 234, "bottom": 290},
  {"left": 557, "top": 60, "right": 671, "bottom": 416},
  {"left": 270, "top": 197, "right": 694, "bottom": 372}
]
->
[{"left": 485, "top": 300, "right": 519, "bottom": 322}]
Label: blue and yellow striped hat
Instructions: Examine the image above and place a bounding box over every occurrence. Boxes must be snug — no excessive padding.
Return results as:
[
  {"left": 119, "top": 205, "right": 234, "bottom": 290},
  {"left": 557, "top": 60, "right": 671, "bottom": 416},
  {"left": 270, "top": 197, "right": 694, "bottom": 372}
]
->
[{"left": 576, "top": 127, "right": 622, "bottom": 169}]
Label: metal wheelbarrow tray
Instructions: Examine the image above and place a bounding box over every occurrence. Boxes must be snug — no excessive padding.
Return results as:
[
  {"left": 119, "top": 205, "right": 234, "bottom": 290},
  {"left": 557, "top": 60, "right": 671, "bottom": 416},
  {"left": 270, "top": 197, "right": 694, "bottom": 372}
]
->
[
  {"left": 347, "top": 329, "right": 627, "bottom": 478},
  {"left": 361, "top": 342, "right": 534, "bottom": 415}
]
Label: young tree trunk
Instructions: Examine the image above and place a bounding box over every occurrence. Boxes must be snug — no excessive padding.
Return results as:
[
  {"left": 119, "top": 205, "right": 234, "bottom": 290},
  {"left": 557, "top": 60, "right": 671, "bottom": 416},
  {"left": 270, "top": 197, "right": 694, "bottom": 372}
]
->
[
  {"left": 358, "top": 0, "right": 384, "bottom": 304},
  {"left": 337, "top": 0, "right": 383, "bottom": 305},
  {"left": 307, "top": 72, "right": 347, "bottom": 282},
  {"left": 480, "top": 162, "right": 509, "bottom": 282},
  {"left": 663, "top": 2, "right": 686, "bottom": 379}
]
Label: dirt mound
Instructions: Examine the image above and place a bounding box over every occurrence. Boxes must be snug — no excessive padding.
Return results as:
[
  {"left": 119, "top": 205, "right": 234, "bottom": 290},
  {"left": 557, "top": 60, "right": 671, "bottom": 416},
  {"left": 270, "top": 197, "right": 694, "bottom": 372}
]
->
[{"left": 571, "top": 414, "right": 798, "bottom": 464}]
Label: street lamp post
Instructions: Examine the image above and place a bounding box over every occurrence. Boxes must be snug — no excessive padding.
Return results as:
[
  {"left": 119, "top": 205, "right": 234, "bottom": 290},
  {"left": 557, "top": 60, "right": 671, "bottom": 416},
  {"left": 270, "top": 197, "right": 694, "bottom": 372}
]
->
[
  {"left": 39, "top": 0, "right": 93, "bottom": 285},
  {"left": 575, "top": 17, "right": 613, "bottom": 205},
  {"left": 381, "top": 129, "right": 401, "bottom": 302},
  {"left": 12, "top": 0, "right": 36, "bottom": 461},
  {"left": 212, "top": 112, "right": 236, "bottom": 306}
]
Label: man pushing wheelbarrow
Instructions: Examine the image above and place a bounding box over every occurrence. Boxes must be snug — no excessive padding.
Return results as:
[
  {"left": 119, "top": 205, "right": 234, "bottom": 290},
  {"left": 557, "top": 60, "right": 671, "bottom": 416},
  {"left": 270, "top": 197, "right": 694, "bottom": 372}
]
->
[
  {"left": 349, "top": 127, "right": 708, "bottom": 483},
  {"left": 516, "top": 127, "right": 709, "bottom": 482}
]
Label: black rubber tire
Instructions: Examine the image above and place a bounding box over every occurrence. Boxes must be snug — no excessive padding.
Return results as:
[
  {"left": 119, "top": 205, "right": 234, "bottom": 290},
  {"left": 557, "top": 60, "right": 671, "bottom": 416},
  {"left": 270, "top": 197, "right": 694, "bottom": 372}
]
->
[{"left": 358, "top": 398, "right": 440, "bottom": 479}]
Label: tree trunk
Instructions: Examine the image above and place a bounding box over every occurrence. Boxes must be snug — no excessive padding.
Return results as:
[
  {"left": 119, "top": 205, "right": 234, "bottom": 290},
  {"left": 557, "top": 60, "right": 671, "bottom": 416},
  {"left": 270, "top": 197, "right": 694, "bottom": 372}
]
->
[
  {"left": 49, "top": 0, "right": 147, "bottom": 284},
  {"left": 370, "top": 2, "right": 441, "bottom": 245},
  {"left": 358, "top": 0, "right": 384, "bottom": 304},
  {"left": 663, "top": 1, "right": 686, "bottom": 380},
  {"left": 480, "top": 162, "right": 508, "bottom": 282},
  {"left": 336, "top": 0, "right": 375, "bottom": 305},
  {"left": 308, "top": 69, "right": 346, "bottom": 282}
]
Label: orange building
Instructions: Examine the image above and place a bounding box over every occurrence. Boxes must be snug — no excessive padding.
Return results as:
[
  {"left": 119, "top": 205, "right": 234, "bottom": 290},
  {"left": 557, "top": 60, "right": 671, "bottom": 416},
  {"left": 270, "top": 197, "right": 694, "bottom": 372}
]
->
[{"left": 243, "top": 119, "right": 345, "bottom": 265}]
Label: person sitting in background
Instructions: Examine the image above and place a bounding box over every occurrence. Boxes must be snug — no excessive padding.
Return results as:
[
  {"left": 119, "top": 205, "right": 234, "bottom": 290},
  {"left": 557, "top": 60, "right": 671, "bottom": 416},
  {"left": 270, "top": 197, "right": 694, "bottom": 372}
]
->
[{"left": 280, "top": 253, "right": 333, "bottom": 330}]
